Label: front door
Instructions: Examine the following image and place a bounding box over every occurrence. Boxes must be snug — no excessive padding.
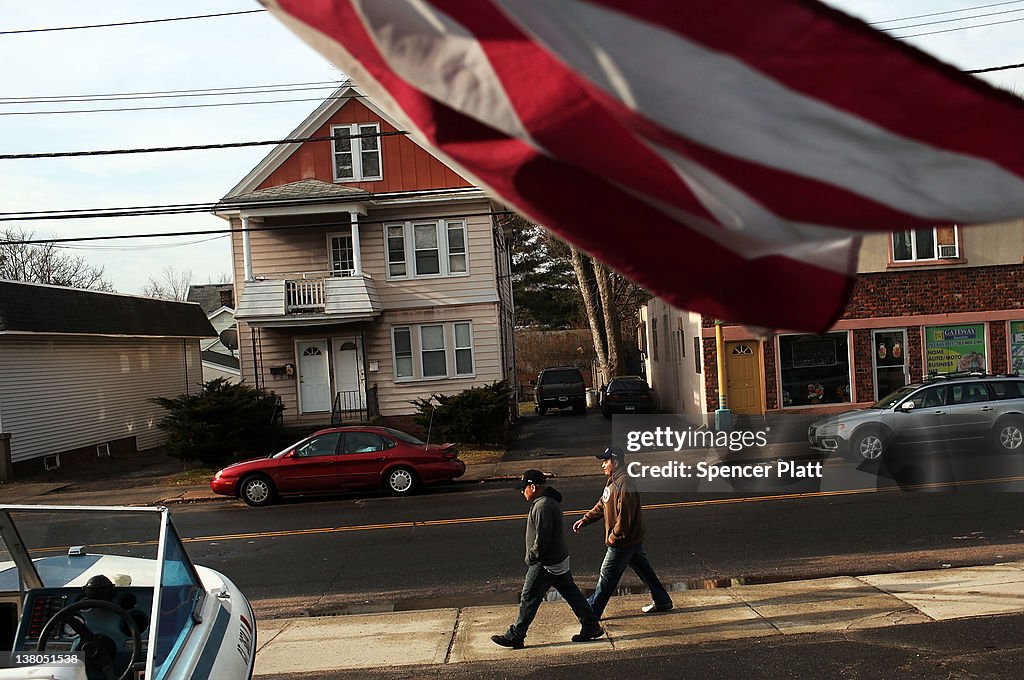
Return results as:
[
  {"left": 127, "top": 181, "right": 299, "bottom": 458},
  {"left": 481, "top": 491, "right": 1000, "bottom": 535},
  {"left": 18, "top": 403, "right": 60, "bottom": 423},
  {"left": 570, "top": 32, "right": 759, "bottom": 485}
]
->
[
  {"left": 298, "top": 340, "right": 331, "bottom": 413},
  {"left": 725, "top": 341, "right": 763, "bottom": 414},
  {"left": 333, "top": 336, "right": 365, "bottom": 410}
]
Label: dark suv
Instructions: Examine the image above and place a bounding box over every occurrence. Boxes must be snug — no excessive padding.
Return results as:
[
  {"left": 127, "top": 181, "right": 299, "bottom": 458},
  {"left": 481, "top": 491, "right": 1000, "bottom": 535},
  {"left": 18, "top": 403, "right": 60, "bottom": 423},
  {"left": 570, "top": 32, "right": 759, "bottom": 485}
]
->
[
  {"left": 809, "top": 374, "right": 1024, "bottom": 461},
  {"left": 534, "top": 366, "right": 587, "bottom": 415}
]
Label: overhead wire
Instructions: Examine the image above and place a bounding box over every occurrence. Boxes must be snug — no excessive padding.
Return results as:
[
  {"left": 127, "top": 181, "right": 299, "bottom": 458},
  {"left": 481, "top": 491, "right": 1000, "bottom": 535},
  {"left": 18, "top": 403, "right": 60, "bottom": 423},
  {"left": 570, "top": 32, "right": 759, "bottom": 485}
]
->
[{"left": 0, "top": 9, "right": 266, "bottom": 35}]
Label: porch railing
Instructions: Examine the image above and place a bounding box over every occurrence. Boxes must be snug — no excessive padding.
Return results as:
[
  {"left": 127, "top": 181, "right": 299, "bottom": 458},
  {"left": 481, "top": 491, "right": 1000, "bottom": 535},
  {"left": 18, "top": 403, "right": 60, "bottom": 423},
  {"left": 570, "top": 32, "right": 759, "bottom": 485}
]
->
[
  {"left": 285, "top": 278, "right": 325, "bottom": 312},
  {"left": 331, "top": 384, "right": 380, "bottom": 425}
]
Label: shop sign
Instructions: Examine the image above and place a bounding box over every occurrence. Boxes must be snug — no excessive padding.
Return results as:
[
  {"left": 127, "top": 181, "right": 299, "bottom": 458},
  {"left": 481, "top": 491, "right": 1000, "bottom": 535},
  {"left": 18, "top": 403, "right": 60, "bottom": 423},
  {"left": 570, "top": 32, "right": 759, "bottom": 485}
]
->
[{"left": 925, "top": 323, "right": 986, "bottom": 374}]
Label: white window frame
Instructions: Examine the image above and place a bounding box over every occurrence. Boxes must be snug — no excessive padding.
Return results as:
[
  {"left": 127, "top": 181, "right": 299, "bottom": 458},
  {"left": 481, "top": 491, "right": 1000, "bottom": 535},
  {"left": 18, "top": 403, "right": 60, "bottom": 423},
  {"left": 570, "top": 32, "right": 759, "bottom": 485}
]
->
[
  {"left": 326, "top": 231, "right": 355, "bottom": 277},
  {"left": 392, "top": 327, "right": 414, "bottom": 379},
  {"left": 383, "top": 220, "right": 470, "bottom": 280},
  {"left": 331, "top": 123, "right": 383, "bottom": 182},
  {"left": 892, "top": 227, "right": 960, "bottom": 262},
  {"left": 413, "top": 222, "right": 443, "bottom": 277},
  {"left": 419, "top": 325, "right": 448, "bottom": 378},
  {"left": 454, "top": 322, "right": 475, "bottom": 376},
  {"left": 391, "top": 321, "right": 476, "bottom": 382}
]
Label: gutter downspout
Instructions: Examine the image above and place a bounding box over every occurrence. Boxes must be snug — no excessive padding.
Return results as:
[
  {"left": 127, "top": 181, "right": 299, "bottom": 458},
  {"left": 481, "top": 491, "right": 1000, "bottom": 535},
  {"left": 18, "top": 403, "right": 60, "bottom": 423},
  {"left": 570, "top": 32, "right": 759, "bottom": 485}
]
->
[{"left": 241, "top": 215, "right": 254, "bottom": 281}]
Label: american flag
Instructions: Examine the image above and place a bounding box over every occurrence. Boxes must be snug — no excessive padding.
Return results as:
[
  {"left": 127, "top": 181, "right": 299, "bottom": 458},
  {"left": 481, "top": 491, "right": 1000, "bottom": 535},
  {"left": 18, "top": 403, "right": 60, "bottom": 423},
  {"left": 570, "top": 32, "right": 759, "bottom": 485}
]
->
[{"left": 261, "top": 0, "right": 1024, "bottom": 331}]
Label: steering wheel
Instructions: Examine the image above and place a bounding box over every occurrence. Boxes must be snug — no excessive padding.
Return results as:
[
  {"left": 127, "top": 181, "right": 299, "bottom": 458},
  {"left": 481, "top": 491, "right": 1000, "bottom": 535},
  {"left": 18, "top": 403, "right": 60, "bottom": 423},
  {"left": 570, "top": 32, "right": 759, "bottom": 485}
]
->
[{"left": 36, "top": 599, "right": 141, "bottom": 680}]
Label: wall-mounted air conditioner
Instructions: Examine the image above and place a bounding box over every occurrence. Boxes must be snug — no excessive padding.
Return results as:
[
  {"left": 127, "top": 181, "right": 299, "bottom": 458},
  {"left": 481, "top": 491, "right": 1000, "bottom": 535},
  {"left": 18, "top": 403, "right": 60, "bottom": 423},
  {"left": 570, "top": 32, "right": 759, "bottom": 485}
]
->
[{"left": 938, "top": 245, "right": 958, "bottom": 259}]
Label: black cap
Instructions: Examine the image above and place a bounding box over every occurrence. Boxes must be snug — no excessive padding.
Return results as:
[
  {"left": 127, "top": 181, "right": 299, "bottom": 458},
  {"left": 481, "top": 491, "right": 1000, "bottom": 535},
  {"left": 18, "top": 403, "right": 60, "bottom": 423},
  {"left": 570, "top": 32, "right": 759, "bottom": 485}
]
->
[
  {"left": 596, "top": 447, "right": 625, "bottom": 462},
  {"left": 515, "top": 469, "right": 547, "bottom": 490}
]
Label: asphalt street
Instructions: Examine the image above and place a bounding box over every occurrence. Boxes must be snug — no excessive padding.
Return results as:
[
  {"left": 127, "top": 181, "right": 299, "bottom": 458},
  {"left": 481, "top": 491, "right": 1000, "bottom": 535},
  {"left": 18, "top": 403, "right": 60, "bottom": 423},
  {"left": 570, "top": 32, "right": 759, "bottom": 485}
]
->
[{"left": 165, "top": 471, "right": 1024, "bottom": 618}]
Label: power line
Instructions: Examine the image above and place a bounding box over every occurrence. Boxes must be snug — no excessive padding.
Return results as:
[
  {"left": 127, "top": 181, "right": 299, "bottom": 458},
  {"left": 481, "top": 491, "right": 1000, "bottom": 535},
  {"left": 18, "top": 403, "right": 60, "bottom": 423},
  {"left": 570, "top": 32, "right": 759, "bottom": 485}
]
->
[
  {"left": 0, "top": 84, "right": 342, "bottom": 105},
  {"left": 0, "top": 130, "right": 409, "bottom": 160},
  {"left": 0, "top": 80, "right": 342, "bottom": 103},
  {"left": 893, "top": 15, "right": 1024, "bottom": 38},
  {"left": 0, "top": 187, "right": 484, "bottom": 221},
  {"left": 877, "top": 5, "right": 1024, "bottom": 32},
  {"left": 966, "top": 61, "right": 1024, "bottom": 73},
  {"left": 0, "top": 211, "right": 514, "bottom": 246},
  {"left": 0, "top": 94, "right": 356, "bottom": 117},
  {"left": 0, "top": 9, "right": 266, "bottom": 35},
  {"left": 869, "top": 0, "right": 1024, "bottom": 25}
]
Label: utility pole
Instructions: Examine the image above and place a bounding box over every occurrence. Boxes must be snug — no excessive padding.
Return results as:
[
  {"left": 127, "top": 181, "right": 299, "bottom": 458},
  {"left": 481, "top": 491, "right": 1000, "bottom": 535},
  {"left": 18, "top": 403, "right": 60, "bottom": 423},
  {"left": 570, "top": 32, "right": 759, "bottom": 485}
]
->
[{"left": 714, "top": 320, "right": 732, "bottom": 432}]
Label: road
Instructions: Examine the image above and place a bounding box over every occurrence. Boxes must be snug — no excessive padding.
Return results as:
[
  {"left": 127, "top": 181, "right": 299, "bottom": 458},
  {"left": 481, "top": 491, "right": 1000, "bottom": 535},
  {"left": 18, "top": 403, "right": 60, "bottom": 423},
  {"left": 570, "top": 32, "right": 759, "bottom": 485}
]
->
[{"left": 166, "top": 467, "right": 1024, "bottom": 618}]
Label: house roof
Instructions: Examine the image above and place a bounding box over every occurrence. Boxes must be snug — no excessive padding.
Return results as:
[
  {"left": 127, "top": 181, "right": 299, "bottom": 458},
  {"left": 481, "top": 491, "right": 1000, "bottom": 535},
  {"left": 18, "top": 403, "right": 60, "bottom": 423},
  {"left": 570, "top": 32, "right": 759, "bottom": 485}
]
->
[
  {"left": 0, "top": 280, "right": 216, "bottom": 338},
  {"left": 218, "top": 179, "right": 370, "bottom": 206},
  {"left": 201, "top": 350, "right": 240, "bottom": 371},
  {"left": 186, "top": 283, "right": 235, "bottom": 314}
]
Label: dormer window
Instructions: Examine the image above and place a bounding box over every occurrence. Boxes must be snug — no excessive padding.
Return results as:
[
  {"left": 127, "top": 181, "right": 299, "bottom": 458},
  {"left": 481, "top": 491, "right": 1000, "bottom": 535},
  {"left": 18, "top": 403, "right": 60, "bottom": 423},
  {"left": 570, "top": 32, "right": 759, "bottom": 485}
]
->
[{"left": 332, "top": 123, "right": 383, "bottom": 182}]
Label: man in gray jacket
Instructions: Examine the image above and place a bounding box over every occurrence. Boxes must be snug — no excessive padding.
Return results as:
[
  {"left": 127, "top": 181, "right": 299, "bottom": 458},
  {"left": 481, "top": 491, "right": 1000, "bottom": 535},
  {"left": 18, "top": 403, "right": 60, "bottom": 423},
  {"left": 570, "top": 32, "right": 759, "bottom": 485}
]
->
[{"left": 492, "top": 469, "right": 604, "bottom": 649}]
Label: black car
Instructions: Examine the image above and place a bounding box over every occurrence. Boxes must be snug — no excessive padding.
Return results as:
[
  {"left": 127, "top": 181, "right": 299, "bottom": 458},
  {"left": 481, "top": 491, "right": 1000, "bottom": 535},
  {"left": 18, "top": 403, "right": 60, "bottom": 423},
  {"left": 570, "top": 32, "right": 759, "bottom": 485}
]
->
[
  {"left": 534, "top": 366, "right": 587, "bottom": 415},
  {"left": 601, "top": 376, "right": 655, "bottom": 418}
]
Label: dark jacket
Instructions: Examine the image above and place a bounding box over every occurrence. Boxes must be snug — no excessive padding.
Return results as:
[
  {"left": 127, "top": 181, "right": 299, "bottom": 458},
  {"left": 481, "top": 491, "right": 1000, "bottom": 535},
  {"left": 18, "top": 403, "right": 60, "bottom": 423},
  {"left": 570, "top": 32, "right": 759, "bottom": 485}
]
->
[
  {"left": 580, "top": 466, "right": 645, "bottom": 547},
  {"left": 525, "top": 486, "right": 570, "bottom": 566}
]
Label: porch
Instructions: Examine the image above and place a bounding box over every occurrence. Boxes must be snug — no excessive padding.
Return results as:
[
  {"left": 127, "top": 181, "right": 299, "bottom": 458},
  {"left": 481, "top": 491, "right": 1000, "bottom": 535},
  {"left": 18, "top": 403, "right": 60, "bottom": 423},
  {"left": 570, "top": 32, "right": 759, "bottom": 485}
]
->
[{"left": 235, "top": 272, "right": 382, "bottom": 324}]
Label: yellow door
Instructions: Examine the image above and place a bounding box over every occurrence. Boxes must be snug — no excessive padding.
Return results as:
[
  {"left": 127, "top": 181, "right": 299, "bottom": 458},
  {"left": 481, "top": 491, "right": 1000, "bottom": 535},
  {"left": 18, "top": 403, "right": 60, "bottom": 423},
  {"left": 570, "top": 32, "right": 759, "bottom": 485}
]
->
[{"left": 725, "top": 342, "right": 764, "bottom": 414}]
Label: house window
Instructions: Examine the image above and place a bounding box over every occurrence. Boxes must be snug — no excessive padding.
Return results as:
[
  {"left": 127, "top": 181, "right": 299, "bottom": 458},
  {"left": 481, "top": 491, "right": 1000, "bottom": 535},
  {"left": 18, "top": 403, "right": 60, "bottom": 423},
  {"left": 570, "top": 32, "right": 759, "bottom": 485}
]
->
[
  {"left": 892, "top": 226, "right": 959, "bottom": 262},
  {"left": 454, "top": 322, "right": 473, "bottom": 375},
  {"left": 420, "top": 325, "right": 447, "bottom": 377},
  {"left": 391, "top": 322, "right": 476, "bottom": 381},
  {"left": 778, "top": 332, "right": 851, "bottom": 407},
  {"left": 384, "top": 220, "right": 470, "bottom": 279},
  {"left": 329, "top": 233, "right": 354, "bottom": 276},
  {"left": 447, "top": 221, "right": 467, "bottom": 273},
  {"left": 332, "top": 123, "right": 383, "bottom": 182},
  {"left": 393, "top": 327, "right": 413, "bottom": 378},
  {"left": 386, "top": 225, "right": 406, "bottom": 277},
  {"left": 414, "top": 223, "right": 441, "bottom": 276}
]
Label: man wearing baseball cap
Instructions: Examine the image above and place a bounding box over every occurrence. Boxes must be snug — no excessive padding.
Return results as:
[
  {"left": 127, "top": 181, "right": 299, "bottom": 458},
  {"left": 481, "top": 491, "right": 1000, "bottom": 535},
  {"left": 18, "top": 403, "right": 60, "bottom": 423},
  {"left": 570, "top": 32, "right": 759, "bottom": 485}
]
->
[
  {"left": 491, "top": 469, "right": 603, "bottom": 649},
  {"left": 573, "top": 447, "right": 673, "bottom": 618}
]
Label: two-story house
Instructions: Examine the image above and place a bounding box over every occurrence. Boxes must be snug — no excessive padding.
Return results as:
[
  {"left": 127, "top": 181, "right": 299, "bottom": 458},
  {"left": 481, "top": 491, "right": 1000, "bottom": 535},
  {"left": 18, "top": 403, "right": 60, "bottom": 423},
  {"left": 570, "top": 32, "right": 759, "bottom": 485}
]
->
[
  {"left": 214, "top": 82, "right": 515, "bottom": 430},
  {"left": 640, "top": 221, "right": 1024, "bottom": 418}
]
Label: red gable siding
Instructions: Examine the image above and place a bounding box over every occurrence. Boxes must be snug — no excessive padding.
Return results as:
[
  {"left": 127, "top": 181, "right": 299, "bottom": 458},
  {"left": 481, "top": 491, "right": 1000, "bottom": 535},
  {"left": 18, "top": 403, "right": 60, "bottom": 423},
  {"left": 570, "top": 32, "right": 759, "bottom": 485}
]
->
[{"left": 257, "top": 99, "right": 471, "bottom": 193}]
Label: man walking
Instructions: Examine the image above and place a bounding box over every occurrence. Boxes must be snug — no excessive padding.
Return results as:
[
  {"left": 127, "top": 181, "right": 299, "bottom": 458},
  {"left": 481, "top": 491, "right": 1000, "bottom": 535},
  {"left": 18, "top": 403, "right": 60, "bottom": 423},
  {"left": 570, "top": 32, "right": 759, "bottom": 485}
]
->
[
  {"left": 492, "top": 469, "right": 604, "bottom": 649},
  {"left": 573, "top": 448, "right": 673, "bottom": 618}
]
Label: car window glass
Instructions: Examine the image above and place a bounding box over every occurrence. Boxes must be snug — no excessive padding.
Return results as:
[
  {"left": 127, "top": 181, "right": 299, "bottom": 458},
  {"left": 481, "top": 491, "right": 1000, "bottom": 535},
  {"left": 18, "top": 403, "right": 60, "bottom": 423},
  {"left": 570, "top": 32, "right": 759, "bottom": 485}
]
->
[
  {"left": 296, "top": 432, "right": 341, "bottom": 457},
  {"left": 990, "top": 381, "right": 1024, "bottom": 400},
  {"left": 911, "top": 386, "right": 947, "bottom": 408},
  {"left": 541, "top": 369, "right": 582, "bottom": 385},
  {"left": 343, "top": 432, "right": 386, "bottom": 454},
  {"left": 951, "top": 383, "right": 990, "bottom": 405}
]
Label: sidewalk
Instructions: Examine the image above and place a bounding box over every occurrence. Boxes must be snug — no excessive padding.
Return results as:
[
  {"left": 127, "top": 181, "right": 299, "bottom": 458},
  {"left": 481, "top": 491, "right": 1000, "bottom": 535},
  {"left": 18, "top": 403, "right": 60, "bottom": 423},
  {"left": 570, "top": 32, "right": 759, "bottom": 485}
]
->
[{"left": 251, "top": 561, "right": 1024, "bottom": 676}]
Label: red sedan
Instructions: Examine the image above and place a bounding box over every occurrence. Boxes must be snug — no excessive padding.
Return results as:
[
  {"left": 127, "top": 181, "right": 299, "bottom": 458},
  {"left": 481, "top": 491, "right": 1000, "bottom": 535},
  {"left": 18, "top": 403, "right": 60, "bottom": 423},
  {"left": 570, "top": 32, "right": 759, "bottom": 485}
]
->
[{"left": 210, "top": 426, "right": 466, "bottom": 506}]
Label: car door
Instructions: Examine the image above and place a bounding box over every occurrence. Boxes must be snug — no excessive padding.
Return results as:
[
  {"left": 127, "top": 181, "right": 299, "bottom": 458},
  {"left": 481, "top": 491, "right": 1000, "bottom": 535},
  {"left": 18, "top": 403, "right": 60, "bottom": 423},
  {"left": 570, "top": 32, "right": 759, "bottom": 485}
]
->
[
  {"left": 944, "top": 382, "right": 995, "bottom": 452},
  {"left": 275, "top": 432, "right": 342, "bottom": 492},
  {"left": 336, "top": 432, "right": 392, "bottom": 490},
  {"left": 892, "top": 385, "right": 949, "bottom": 453}
]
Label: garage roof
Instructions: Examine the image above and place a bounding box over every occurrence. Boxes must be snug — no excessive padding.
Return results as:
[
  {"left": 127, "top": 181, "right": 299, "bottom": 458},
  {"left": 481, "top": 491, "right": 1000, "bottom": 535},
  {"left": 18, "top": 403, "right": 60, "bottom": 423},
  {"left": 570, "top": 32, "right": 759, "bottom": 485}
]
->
[{"left": 0, "top": 280, "right": 216, "bottom": 338}]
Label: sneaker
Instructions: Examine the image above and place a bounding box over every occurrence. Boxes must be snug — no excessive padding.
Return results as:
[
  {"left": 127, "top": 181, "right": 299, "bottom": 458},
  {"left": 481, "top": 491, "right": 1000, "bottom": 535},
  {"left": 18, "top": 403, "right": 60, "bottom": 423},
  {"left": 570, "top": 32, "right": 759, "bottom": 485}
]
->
[
  {"left": 491, "top": 634, "right": 525, "bottom": 649},
  {"left": 641, "top": 602, "right": 673, "bottom": 614},
  {"left": 571, "top": 623, "right": 604, "bottom": 642}
]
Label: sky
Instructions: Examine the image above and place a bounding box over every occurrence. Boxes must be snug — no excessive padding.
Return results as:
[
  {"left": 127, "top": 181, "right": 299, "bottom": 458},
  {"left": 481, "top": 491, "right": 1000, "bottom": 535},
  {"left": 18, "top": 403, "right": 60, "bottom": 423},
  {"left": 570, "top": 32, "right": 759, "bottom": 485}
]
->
[{"left": 1, "top": 0, "right": 1022, "bottom": 295}]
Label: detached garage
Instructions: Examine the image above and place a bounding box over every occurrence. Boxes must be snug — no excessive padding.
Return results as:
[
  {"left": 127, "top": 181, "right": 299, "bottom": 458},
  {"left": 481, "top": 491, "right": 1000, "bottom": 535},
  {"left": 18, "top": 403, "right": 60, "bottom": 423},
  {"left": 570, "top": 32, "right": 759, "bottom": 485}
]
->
[{"left": 0, "top": 281, "right": 214, "bottom": 476}]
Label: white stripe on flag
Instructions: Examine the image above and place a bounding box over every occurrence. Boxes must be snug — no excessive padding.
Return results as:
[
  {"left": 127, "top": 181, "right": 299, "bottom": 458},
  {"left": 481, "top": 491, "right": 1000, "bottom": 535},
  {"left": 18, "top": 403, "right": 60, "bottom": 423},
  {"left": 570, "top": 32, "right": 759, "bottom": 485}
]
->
[{"left": 495, "top": 0, "right": 1024, "bottom": 222}]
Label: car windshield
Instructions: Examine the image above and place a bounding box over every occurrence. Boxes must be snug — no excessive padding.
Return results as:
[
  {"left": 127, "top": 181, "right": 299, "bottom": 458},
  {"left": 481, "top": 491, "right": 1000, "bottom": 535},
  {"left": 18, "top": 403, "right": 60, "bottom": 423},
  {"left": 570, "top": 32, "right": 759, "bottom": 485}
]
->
[
  {"left": 541, "top": 369, "right": 581, "bottom": 384},
  {"left": 870, "top": 385, "right": 919, "bottom": 409},
  {"left": 0, "top": 506, "right": 205, "bottom": 678}
]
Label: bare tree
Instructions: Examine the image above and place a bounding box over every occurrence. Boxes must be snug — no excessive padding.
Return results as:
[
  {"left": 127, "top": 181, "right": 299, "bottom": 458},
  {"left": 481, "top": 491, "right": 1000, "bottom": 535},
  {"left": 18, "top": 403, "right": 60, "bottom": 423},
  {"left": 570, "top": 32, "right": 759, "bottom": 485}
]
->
[
  {"left": 143, "top": 265, "right": 193, "bottom": 301},
  {"left": 0, "top": 228, "right": 114, "bottom": 291},
  {"left": 570, "top": 245, "right": 610, "bottom": 384}
]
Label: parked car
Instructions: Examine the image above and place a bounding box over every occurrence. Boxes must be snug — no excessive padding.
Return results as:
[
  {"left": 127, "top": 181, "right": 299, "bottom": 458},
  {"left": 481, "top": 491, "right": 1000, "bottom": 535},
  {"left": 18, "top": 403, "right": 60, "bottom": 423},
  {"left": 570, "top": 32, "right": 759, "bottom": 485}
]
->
[
  {"left": 601, "top": 376, "right": 656, "bottom": 418},
  {"left": 533, "top": 366, "right": 587, "bottom": 415},
  {"left": 808, "top": 374, "right": 1024, "bottom": 461},
  {"left": 0, "top": 504, "right": 255, "bottom": 680},
  {"left": 210, "top": 426, "right": 466, "bottom": 506}
]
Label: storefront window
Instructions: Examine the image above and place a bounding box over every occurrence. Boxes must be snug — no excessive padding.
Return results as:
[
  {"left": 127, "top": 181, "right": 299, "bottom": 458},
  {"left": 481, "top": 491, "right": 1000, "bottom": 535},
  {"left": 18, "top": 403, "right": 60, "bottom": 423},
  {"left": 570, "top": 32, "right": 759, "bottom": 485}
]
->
[
  {"left": 778, "top": 332, "right": 851, "bottom": 407},
  {"left": 924, "top": 323, "right": 986, "bottom": 375},
  {"left": 1010, "top": 321, "right": 1024, "bottom": 374}
]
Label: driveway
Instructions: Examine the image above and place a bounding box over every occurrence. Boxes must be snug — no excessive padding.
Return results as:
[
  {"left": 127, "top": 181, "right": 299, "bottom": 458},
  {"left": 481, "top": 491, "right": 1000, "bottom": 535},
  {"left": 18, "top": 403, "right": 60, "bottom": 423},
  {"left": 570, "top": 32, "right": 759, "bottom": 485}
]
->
[{"left": 506, "top": 407, "right": 612, "bottom": 461}]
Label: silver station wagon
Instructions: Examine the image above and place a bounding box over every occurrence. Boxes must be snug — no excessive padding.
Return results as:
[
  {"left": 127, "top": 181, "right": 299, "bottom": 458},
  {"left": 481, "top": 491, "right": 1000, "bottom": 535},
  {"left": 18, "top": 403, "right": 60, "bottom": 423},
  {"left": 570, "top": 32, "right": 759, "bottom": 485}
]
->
[{"left": 809, "top": 374, "right": 1024, "bottom": 461}]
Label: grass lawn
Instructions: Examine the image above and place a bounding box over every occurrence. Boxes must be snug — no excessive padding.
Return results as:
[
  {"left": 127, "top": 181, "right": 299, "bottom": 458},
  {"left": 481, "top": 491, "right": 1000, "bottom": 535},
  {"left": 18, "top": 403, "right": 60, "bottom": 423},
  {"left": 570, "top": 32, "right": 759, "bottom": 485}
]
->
[
  {"left": 456, "top": 446, "right": 506, "bottom": 465},
  {"left": 169, "top": 468, "right": 217, "bottom": 486}
]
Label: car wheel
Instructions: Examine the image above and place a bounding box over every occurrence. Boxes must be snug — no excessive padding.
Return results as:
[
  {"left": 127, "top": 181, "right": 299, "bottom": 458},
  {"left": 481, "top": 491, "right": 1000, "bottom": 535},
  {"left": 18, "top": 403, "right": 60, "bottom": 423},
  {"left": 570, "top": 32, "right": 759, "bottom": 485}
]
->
[
  {"left": 602, "top": 409, "right": 611, "bottom": 419},
  {"left": 538, "top": 406, "right": 547, "bottom": 416},
  {"left": 851, "top": 429, "right": 888, "bottom": 461},
  {"left": 386, "top": 467, "right": 418, "bottom": 496},
  {"left": 994, "top": 417, "right": 1024, "bottom": 453},
  {"left": 573, "top": 404, "right": 586, "bottom": 415},
  {"left": 239, "top": 474, "right": 276, "bottom": 507}
]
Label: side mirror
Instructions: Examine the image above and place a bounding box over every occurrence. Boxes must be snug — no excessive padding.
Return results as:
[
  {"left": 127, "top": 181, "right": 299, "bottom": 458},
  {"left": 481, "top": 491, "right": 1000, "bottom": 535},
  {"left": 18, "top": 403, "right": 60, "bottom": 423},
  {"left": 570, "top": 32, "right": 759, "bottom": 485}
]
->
[{"left": 899, "top": 401, "right": 916, "bottom": 412}]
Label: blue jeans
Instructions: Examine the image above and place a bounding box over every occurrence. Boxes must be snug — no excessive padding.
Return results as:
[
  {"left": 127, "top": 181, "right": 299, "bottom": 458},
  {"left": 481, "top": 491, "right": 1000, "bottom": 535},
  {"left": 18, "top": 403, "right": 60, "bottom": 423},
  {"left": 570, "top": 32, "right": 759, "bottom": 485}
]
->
[
  {"left": 506, "top": 563, "right": 598, "bottom": 643},
  {"left": 587, "top": 543, "right": 672, "bottom": 619}
]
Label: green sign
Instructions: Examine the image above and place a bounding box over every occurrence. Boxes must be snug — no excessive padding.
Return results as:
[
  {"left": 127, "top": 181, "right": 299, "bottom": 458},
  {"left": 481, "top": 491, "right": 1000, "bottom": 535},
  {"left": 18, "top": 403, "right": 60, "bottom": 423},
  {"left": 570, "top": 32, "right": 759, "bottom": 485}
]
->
[
  {"left": 925, "top": 323, "right": 986, "bottom": 375},
  {"left": 1010, "top": 321, "right": 1024, "bottom": 374}
]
